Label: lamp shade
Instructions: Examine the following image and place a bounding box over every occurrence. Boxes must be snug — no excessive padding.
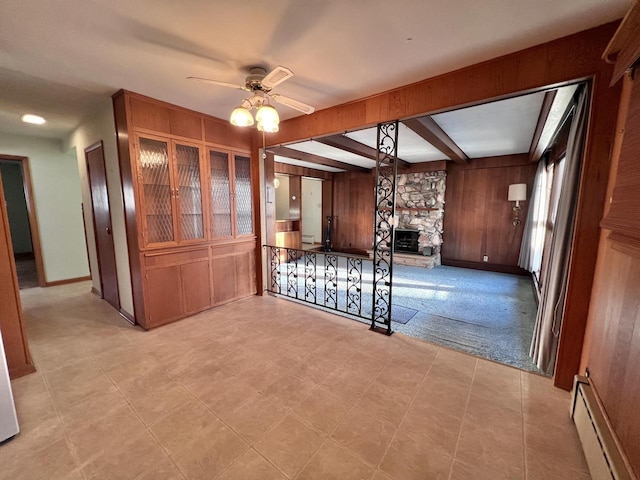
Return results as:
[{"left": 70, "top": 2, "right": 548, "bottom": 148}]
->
[
  {"left": 257, "top": 120, "right": 279, "bottom": 133},
  {"left": 230, "top": 106, "right": 254, "bottom": 127},
  {"left": 508, "top": 183, "right": 527, "bottom": 202}
]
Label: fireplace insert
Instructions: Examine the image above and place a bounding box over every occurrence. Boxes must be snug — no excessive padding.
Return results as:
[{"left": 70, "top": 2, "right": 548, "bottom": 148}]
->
[{"left": 395, "top": 229, "right": 419, "bottom": 254}]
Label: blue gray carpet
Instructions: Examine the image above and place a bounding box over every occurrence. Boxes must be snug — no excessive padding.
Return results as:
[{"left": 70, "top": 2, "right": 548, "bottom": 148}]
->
[{"left": 273, "top": 257, "right": 542, "bottom": 373}]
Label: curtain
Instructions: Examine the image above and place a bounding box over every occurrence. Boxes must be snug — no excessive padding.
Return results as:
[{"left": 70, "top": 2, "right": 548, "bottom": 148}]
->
[
  {"left": 518, "top": 158, "right": 548, "bottom": 272},
  {"left": 530, "top": 85, "right": 589, "bottom": 374}
]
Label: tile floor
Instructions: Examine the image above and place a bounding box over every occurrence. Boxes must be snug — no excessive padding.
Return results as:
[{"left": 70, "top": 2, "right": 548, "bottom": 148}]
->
[{"left": 1, "top": 282, "right": 590, "bottom": 479}]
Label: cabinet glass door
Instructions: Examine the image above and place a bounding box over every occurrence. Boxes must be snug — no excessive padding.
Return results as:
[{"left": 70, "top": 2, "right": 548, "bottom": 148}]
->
[
  {"left": 209, "top": 150, "right": 233, "bottom": 238},
  {"left": 234, "top": 154, "right": 253, "bottom": 235},
  {"left": 139, "top": 137, "right": 174, "bottom": 244},
  {"left": 175, "top": 143, "right": 204, "bottom": 241}
]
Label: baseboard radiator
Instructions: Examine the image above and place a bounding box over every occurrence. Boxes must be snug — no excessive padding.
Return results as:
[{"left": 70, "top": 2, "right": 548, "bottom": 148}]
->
[{"left": 571, "top": 376, "right": 635, "bottom": 480}]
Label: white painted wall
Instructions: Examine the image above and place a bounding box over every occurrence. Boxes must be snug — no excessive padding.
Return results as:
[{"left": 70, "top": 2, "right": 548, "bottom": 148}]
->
[
  {"left": 65, "top": 100, "right": 133, "bottom": 317},
  {"left": 275, "top": 175, "right": 291, "bottom": 220},
  {"left": 0, "top": 162, "right": 32, "bottom": 254},
  {"left": 302, "top": 178, "right": 323, "bottom": 244},
  {"left": 0, "top": 132, "right": 89, "bottom": 282}
]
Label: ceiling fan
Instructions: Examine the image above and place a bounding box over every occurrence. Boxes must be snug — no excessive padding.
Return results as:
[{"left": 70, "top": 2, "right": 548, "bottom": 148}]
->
[{"left": 188, "top": 65, "right": 315, "bottom": 131}]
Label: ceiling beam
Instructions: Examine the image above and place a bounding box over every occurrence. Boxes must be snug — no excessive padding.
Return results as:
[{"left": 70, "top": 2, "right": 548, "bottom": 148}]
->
[
  {"left": 529, "top": 90, "right": 557, "bottom": 163},
  {"left": 315, "top": 135, "right": 410, "bottom": 168},
  {"left": 402, "top": 117, "right": 468, "bottom": 164},
  {"left": 267, "top": 145, "right": 370, "bottom": 172}
]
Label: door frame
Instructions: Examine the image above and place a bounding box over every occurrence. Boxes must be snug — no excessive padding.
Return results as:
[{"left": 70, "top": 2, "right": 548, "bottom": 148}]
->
[
  {"left": 0, "top": 154, "right": 46, "bottom": 287},
  {"left": 85, "top": 141, "right": 120, "bottom": 310}
]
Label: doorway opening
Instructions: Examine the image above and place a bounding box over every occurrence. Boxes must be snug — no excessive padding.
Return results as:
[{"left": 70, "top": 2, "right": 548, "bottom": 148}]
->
[{"left": 0, "top": 156, "right": 45, "bottom": 289}]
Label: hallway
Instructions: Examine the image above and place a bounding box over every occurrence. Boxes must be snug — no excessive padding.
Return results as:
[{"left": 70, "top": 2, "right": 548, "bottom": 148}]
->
[{"left": 2, "top": 283, "right": 589, "bottom": 479}]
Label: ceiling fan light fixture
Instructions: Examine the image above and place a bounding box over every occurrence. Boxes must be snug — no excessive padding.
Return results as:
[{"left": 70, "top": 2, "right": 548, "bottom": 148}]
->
[
  {"left": 230, "top": 105, "right": 254, "bottom": 127},
  {"left": 257, "top": 120, "right": 279, "bottom": 133},
  {"left": 255, "top": 104, "right": 279, "bottom": 125}
]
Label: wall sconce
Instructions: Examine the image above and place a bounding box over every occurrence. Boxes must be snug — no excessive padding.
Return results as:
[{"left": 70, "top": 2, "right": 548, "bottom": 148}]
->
[{"left": 508, "top": 183, "right": 527, "bottom": 226}]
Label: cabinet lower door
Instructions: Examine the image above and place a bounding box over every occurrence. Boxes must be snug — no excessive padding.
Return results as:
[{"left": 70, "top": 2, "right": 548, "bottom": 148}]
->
[
  {"left": 181, "top": 261, "right": 211, "bottom": 314},
  {"left": 211, "top": 255, "right": 237, "bottom": 305},
  {"left": 234, "top": 249, "right": 256, "bottom": 298},
  {"left": 145, "top": 265, "right": 184, "bottom": 326}
]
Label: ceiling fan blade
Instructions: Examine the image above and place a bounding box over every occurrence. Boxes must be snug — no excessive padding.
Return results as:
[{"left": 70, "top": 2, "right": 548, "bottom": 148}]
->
[
  {"left": 261, "top": 66, "right": 294, "bottom": 90},
  {"left": 270, "top": 94, "right": 315, "bottom": 114},
  {"left": 187, "top": 76, "right": 248, "bottom": 91}
]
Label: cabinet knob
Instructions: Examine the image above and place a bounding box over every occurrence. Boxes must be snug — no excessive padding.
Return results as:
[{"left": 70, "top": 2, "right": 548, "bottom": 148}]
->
[{"left": 105, "top": 227, "right": 112, "bottom": 235}]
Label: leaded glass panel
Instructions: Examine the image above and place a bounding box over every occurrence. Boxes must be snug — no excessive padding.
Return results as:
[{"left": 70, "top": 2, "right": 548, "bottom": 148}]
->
[
  {"left": 139, "top": 137, "right": 174, "bottom": 244},
  {"left": 210, "top": 150, "right": 232, "bottom": 237},
  {"left": 176, "top": 144, "right": 204, "bottom": 240},
  {"left": 234, "top": 155, "right": 253, "bottom": 235}
]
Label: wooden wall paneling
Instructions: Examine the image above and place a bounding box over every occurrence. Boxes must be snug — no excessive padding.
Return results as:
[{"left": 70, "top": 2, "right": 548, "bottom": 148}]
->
[
  {"left": 129, "top": 96, "right": 171, "bottom": 133},
  {"left": 0, "top": 171, "right": 35, "bottom": 378},
  {"left": 322, "top": 179, "right": 333, "bottom": 246},
  {"left": 235, "top": 247, "right": 257, "bottom": 298},
  {"left": 274, "top": 162, "right": 334, "bottom": 180},
  {"left": 289, "top": 175, "right": 301, "bottom": 222},
  {"left": 169, "top": 109, "right": 203, "bottom": 140},
  {"left": 211, "top": 253, "right": 237, "bottom": 305},
  {"left": 332, "top": 170, "right": 375, "bottom": 253},
  {"left": 113, "top": 92, "right": 146, "bottom": 327},
  {"left": 203, "top": 117, "right": 253, "bottom": 150}
]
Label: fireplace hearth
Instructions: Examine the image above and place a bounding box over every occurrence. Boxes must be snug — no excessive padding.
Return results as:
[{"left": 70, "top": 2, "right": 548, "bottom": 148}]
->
[{"left": 395, "top": 229, "right": 420, "bottom": 254}]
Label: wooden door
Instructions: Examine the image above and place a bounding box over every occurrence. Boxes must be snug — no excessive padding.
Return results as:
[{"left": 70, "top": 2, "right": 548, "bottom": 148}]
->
[{"left": 86, "top": 142, "right": 120, "bottom": 310}]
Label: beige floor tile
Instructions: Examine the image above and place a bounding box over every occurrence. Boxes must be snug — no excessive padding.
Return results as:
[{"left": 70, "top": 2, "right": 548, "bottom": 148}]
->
[
  {"left": 57, "top": 390, "right": 129, "bottom": 432},
  {"left": 321, "top": 364, "right": 378, "bottom": 404},
  {"left": 372, "top": 471, "right": 394, "bottom": 480},
  {"left": 262, "top": 372, "right": 316, "bottom": 410},
  {"left": 297, "top": 440, "right": 374, "bottom": 480},
  {"left": 67, "top": 404, "right": 148, "bottom": 464},
  {"left": 81, "top": 430, "right": 180, "bottom": 480},
  {"left": 355, "top": 382, "right": 412, "bottom": 426},
  {"left": 413, "top": 372, "right": 471, "bottom": 419},
  {"left": 293, "top": 386, "right": 351, "bottom": 433},
  {"left": 375, "top": 363, "right": 425, "bottom": 397},
  {"left": 380, "top": 430, "right": 453, "bottom": 480},
  {"left": 255, "top": 415, "right": 325, "bottom": 478},
  {"left": 0, "top": 438, "right": 80, "bottom": 480},
  {"left": 217, "top": 449, "right": 285, "bottom": 480},
  {"left": 170, "top": 420, "right": 249, "bottom": 480},
  {"left": 0, "top": 411, "right": 65, "bottom": 460},
  {"left": 149, "top": 401, "right": 219, "bottom": 456},
  {"left": 48, "top": 367, "right": 117, "bottom": 408},
  {"left": 400, "top": 404, "right": 463, "bottom": 457},
  {"left": 331, "top": 407, "right": 396, "bottom": 466},
  {"left": 450, "top": 458, "right": 516, "bottom": 480},
  {"left": 525, "top": 448, "right": 591, "bottom": 480},
  {"left": 224, "top": 393, "right": 288, "bottom": 444},
  {"left": 525, "top": 419, "right": 589, "bottom": 473},
  {"left": 123, "top": 378, "right": 195, "bottom": 426}
]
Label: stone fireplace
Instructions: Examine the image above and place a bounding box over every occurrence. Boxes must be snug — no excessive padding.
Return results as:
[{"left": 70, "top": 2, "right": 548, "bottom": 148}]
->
[{"left": 395, "top": 170, "right": 446, "bottom": 267}]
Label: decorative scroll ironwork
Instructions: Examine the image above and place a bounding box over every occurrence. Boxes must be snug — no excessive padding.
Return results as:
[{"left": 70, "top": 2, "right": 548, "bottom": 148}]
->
[
  {"left": 371, "top": 121, "right": 399, "bottom": 335},
  {"left": 304, "top": 252, "right": 317, "bottom": 303},
  {"left": 269, "top": 246, "right": 281, "bottom": 294},
  {"left": 264, "top": 246, "right": 368, "bottom": 321},
  {"left": 324, "top": 254, "right": 338, "bottom": 310},
  {"left": 287, "top": 249, "right": 299, "bottom": 298},
  {"left": 346, "top": 257, "right": 362, "bottom": 315}
]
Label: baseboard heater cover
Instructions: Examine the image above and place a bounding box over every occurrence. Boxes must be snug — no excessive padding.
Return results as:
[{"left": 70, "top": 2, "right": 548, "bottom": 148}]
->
[
  {"left": 571, "top": 376, "right": 635, "bottom": 480},
  {"left": 301, "top": 234, "right": 315, "bottom": 244}
]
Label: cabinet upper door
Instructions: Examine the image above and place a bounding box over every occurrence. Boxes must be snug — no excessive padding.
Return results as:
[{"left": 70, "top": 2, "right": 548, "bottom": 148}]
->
[
  {"left": 138, "top": 136, "right": 176, "bottom": 246},
  {"left": 209, "top": 149, "right": 233, "bottom": 238},
  {"left": 233, "top": 154, "right": 253, "bottom": 236},
  {"left": 175, "top": 142, "right": 205, "bottom": 242}
]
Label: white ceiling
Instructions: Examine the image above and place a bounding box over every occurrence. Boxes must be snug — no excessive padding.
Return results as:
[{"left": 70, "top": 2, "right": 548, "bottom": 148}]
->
[
  {"left": 286, "top": 140, "right": 375, "bottom": 169},
  {"left": 0, "top": 0, "right": 631, "bottom": 139},
  {"left": 273, "top": 155, "right": 342, "bottom": 173}
]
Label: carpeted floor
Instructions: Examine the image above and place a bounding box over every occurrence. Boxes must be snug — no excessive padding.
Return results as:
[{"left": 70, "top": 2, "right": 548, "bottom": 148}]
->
[{"left": 273, "top": 256, "right": 542, "bottom": 374}]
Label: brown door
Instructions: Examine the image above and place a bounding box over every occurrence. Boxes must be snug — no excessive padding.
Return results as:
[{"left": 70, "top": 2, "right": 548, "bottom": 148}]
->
[{"left": 86, "top": 142, "right": 120, "bottom": 310}]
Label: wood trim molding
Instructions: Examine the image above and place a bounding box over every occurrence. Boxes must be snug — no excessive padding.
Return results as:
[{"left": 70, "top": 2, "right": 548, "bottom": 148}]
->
[
  {"left": 529, "top": 90, "right": 557, "bottom": 162},
  {"left": 9, "top": 363, "right": 36, "bottom": 379},
  {"left": 91, "top": 286, "right": 102, "bottom": 298},
  {"left": 268, "top": 145, "right": 369, "bottom": 172},
  {"left": 45, "top": 275, "right": 91, "bottom": 287},
  {"left": 402, "top": 117, "right": 468, "bottom": 164},
  {"left": 315, "top": 134, "right": 410, "bottom": 168}
]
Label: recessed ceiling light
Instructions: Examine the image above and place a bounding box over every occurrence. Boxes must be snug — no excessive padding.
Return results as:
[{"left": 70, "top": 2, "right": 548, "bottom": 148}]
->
[{"left": 21, "top": 114, "right": 46, "bottom": 125}]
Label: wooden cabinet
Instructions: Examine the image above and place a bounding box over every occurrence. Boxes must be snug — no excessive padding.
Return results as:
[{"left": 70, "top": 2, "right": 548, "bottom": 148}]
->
[
  {"left": 136, "top": 134, "right": 206, "bottom": 248},
  {"left": 207, "top": 148, "right": 254, "bottom": 239},
  {"left": 113, "top": 90, "right": 257, "bottom": 329}
]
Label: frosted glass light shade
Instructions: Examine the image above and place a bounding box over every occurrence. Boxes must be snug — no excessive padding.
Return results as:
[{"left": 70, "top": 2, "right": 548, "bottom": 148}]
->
[
  {"left": 508, "top": 183, "right": 527, "bottom": 202},
  {"left": 255, "top": 104, "right": 279, "bottom": 125},
  {"left": 257, "top": 120, "right": 279, "bottom": 133},
  {"left": 230, "top": 106, "right": 254, "bottom": 127}
]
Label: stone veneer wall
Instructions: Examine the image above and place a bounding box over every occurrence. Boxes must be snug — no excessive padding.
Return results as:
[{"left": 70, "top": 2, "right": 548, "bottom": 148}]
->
[{"left": 396, "top": 171, "right": 446, "bottom": 265}]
